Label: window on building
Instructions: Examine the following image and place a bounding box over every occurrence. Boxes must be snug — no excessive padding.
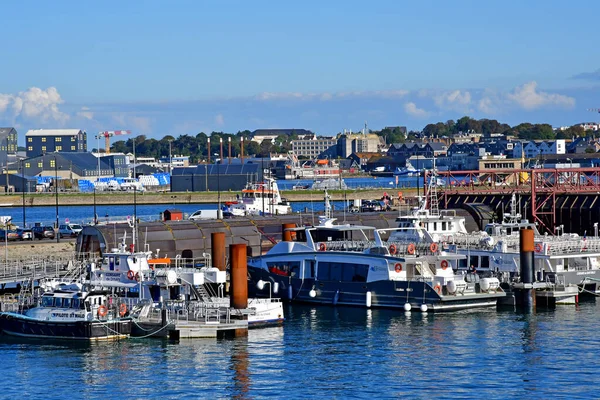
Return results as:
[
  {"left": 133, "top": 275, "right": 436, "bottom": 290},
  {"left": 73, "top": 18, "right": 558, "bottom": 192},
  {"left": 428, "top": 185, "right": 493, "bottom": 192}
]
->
[
  {"left": 37, "top": 162, "right": 42, "bottom": 168},
  {"left": 41, "top": 146, "right": 46, "bottom": 152},
  {"left": 50, "top": 159, "right": 55, "bottom": 168},
  {"left": 71, "top": 146, "right": 76, "bottom": 150},
  {"left": 27, "top": 137, "right": 32, "bottom": 143},
  {"left": 25, "top": 162, "right": 30, "bottom": 168},
  {"left": 71, "top": 137, "right": 75, "bottom": 142},
  {"left": 27, "top": 146, "right": 32, "bottom": 151},
  {"left": 42, "top": 137, "right": 46, "bottom": 142},
  {"left": 56, "top": 137, "right": 61, "bottom": 142},
  {"left": 56, "top": 146, "right": 62, "bottom": 151}
]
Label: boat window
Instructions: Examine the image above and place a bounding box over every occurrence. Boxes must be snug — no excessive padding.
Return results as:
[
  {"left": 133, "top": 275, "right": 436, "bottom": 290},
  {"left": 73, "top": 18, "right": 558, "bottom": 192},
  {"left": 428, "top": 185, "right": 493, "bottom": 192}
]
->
[
  {"left": 73, "top": 299, "right": 80, "bottom": 309},
  {"left": 442, "top": 222, "right": 447, "bottom": 231},
  {"left": 481, "top": 256, "right": 490, "bottom": 269},
  {"left": 317, "top": 262, "right": 368, "bottom": 282},
  {"left": 41, "top": 296, "right": 53, "bottom": 307},
  {"left": 304, "top": 260, "right": 315, "bottom": 279},
  {"left": 458, "top": 258, "right": 468, "bottom": 270},
  {"left": 485, "top": 226, "right": 493, "bottom": 235},
  {"left": 54, "top": 298, "right": 64, "bottom": 308},
  {"left": 84, "top": 301, "right": 91, "bottom": 312},
  {"left": 267, "top": 261, "right": 301, "bottom": 277},
  {"left": 115, "top": 257, "right": 120, "bottom": 266},
  {"left": 63, "top": 298, "right": 72, "bottom": 308},
  {"left": 468, "top": 256, "right": 477, "bottom": 269},
  {"left": 433, "top": 222, "right": 437, "bottom": 231}
]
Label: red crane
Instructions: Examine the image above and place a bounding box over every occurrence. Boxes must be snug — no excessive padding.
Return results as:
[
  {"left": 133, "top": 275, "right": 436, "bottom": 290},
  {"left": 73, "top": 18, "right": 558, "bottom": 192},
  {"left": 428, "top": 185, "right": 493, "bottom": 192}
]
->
[{"left": 96, "top": 130, "right": 132, "bottom": 154}]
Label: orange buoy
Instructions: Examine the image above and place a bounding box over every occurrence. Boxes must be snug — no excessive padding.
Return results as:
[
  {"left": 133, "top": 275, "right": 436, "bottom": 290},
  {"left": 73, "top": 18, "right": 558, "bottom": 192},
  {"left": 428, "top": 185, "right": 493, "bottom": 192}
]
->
[
  {"left": 407, "top": 243, "right": 416, "bottom": 255},
  {"left": 389, "top": 244, "right": 398, "bottom": 255},
  {"left": 430, "top": 243, "right": 439, "bottom": 253},
  {"left": 97, "top": 305, "right": 108, "bottom": 317},
  {"left": 394, "top": 263, "right": 403, "bottom": 273},
  {"left": 441, "top": 260, "right": 449, "bottom": 270},
  {"left": 119, "top": 303, "right": 127, "bottom": 317},
  {"left": 319, "top": 242, "right": 327, "bottom": 251}
]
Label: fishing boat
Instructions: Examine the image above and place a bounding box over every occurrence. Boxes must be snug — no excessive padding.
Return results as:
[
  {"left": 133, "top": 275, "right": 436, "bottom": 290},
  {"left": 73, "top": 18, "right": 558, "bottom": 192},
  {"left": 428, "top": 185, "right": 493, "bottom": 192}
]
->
[
  {"left": 246, "top": 195, "right": 504, "bottom": 312},
  {"left": 0, "top": 288, "right": 132, "bottom": 340},
  {"left": 393, "top": 161, "right": 420, "bottom": 176},
  {"left": 229, "top": 178, "right": 292, "bottom": 216}
]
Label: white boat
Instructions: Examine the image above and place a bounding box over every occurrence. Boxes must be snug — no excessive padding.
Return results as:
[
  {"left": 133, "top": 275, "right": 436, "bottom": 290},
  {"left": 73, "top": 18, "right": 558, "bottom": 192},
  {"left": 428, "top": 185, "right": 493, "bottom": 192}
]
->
[
  {"left": 445, "top": 194, "right": 600, "bottom": 295},
  {"left": 393, "top": 161, "right": 420, "bottom": 176},
  {"left": 229, "top": 178, "right": 292, "bottom": 216},
  {"left": 311, "top": 178, "right": 348, "bottom": 190},
  {"left": 0, "top": 289, "right": 132, "bottom": 340},
  {"left": 389, "top": 170, "right": 467, "bottom": 243},
  {"left": 89, "top": 238, "right": 284, "bottom": 333},
  {"left": 247, "top": 197, "right": 504, "bottom": 312}
]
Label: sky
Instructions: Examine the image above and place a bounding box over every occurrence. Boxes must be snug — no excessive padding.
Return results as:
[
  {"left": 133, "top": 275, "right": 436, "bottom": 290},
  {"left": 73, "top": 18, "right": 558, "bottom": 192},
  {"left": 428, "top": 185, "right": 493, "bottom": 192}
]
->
[{"left": 1, "top": 1, "right": 599, "bottom": 147}]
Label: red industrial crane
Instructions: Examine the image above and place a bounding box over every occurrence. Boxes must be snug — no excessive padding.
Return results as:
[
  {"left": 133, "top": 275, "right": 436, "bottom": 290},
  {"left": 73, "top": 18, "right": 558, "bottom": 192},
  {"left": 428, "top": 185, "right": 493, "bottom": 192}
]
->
[
  {"left": 96, "top": 130, "right": 132, "bottom": 154},
  {"left": 587, "top": 108, "right": 600, "bottom": 113}
]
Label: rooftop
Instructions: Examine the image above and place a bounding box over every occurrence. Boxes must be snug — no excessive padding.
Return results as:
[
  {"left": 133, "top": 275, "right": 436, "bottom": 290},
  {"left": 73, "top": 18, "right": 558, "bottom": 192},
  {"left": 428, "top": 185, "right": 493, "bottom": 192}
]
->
[{"left": 25, "top": 129, "right": 84, "bottom": 137}]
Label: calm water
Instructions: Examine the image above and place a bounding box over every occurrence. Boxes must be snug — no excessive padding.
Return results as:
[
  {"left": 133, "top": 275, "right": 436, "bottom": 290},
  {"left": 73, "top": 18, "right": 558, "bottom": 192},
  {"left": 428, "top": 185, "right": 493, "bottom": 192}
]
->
[{"left": 1, "top": 303, "right": 598, "bottom": 399}]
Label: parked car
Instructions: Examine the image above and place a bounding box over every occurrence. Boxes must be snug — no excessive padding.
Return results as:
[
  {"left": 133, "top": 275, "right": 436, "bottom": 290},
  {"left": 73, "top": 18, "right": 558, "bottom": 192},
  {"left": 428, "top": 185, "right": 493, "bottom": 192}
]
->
[
  {"left": 0, "top": 229, "right": 21, "bottom": 241},
  {"left": 16, "top": 228, "right": 33, "bottom": 240},
  {"left": 58, "top": 224, "right": 83, "bottom": 238},
  {"left": 32, "top": 226, "right": 56, "bottom": 240},
  {"left": 360, "top": 200, "right": 384, "bottom": 213}
]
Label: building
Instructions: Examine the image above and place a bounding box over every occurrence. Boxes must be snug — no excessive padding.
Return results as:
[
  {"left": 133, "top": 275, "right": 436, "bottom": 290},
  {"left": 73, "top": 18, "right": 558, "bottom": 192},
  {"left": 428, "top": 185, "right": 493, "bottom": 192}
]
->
[
  {"left": 291, "top": 136, "right": 337, "bottom": 158},
  {"left": 99, "top": 154, "right": 130, "bottom": 178},
  {"left": 512, "top": 140, "right": 566, "bottom": 159},
  {"left": 0, "top": 127, "right": 18, "bottom": 168},
  {"left": 22, "top": 152, "right": 111, "bottom": 180},
  {"left": 25, "top": 129, "right": 87, "bottom": 158},
  {"left": 338, "top": 133, "right": 383, "bottom": 158},
  {"left": 170, "top": 163, "right": 263, "bottom": 192}
]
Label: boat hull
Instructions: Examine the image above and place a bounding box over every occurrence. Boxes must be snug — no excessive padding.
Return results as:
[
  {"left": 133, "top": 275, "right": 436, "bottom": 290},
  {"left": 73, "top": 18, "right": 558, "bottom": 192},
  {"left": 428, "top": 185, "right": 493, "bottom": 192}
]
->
[
  {"left": 248, "top": 267, "right": 503, "bottom": 312},
  {"left": 0, "top": 313, "right": 132, "bottom": 340}
]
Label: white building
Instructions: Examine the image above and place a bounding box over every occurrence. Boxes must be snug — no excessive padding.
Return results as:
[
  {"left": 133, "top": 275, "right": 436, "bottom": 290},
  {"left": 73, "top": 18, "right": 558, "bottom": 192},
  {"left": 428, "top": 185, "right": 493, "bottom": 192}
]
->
[
  {"left": 512, "top": 140, "right": 566, "bottom": 158},
  {"left": 291, "top": 136, "right": 337, "bottom": 158}
]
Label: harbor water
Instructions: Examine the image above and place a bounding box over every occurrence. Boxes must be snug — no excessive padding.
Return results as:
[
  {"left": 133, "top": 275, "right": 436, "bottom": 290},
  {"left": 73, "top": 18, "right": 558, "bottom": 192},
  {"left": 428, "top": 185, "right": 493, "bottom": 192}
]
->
[{"left": 1, "top": 303, "right": 598, "bottom": 399}]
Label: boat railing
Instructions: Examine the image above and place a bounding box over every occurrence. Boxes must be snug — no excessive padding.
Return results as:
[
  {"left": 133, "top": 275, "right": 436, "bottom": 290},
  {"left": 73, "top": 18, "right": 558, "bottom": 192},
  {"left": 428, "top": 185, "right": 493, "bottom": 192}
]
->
[
  {"left": 539, "top": 237, "right": 600, "bottom": 256},
  {"left": 316, "top": 240, "right": 375, "bottom": 252},
  {"left": 0, "top": 256, "right": 88, "bottom": 285},
  {"left": 143, "top": 300, "right": 233, "bottom": 324},
  {"left": 383, "top": 241, "right": 446, "bottom": 256}
]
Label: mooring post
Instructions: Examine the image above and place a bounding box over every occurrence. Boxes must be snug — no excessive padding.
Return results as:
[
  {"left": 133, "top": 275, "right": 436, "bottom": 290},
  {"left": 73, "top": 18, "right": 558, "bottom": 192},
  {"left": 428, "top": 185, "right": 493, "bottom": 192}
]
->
[
  {"left": 230, "top": 243, "right": 248, "bottom": 310},
  {"left": 520, "top": 227, "right": 536, "bottom": 311},
  {"left": 211, "top": 231, "right": 226, "bottom": 271}
]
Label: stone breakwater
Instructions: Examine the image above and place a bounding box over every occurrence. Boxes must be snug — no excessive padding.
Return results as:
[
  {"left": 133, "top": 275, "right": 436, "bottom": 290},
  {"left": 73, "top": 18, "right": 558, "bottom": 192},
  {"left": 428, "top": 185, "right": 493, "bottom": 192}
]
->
[{"left": 0, "top": 188, "right": 417, "bottom": 207}]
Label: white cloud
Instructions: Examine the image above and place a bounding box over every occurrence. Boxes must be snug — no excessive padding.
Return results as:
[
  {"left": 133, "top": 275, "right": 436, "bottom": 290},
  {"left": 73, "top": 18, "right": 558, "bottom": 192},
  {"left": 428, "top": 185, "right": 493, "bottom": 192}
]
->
[
  {"left": 404, "top": 102, "right": 429, "bottom": 118},
  {"left": 255, "top": 89, "right": 409, "bottom": 102},
  {"left": 433, "top": 90, "right": 472, "bottom": 110},
  {"left": 76, "top": 106, "right": 94, "bottom": 120},
  {"left": 214, "top": 113, "right": 225, "bottom": 126},
  {"left": 111, "top": 113, "right": 152, "bottom": 133},
  {"left": 506, "top": 81, "right": 575, "bottom": 110},
  {"left": 0, "top": 86, "right": 69, "bottom": 124}
]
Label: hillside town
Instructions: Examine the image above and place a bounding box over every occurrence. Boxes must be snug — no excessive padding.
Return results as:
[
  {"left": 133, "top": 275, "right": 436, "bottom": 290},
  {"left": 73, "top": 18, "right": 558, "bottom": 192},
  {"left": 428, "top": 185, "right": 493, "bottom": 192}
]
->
[{"left": 0, "top": 117, "right": 599, "bottom": 193}]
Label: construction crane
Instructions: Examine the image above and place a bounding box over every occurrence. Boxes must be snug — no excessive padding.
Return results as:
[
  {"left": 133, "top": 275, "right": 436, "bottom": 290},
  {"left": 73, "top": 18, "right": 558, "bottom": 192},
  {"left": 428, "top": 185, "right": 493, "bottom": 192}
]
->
[
  {"left": 95, "top": 130, "right": 132, "bottom": 154},
  {"left": 587, "top": 108, "right": 600, "bottom": 113}
]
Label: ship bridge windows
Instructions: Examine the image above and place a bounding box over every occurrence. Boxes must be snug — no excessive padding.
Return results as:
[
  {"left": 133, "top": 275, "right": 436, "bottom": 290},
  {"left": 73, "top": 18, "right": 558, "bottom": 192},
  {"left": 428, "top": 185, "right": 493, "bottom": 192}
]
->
[
  {"left": 317, "top": 261, "right": 368, "bottom": 282},
  {"left": 41, "top": 296, "right": 53, "bottom": 307}
]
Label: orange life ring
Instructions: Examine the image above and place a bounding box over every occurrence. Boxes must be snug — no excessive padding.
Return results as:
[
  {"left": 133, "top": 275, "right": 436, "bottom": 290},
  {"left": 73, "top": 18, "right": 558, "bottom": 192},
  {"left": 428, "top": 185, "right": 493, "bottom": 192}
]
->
[
  {"left": 434, "top": 284, "right": 442, "bottom": 294},
  {"left": 407, "top": 243, "right": 416, "bottom": 255},
  {"left": 97, "top": 305, "right": 108, "bottom": 317},
  {"left": 127, "top": 270, "right": 135, "bottom": 280},
  {"left": 430, "top": 243, "right": 439, "bottom": 253},
  {"left": 389, "top": 244, "right": 398, "bottom": 255},
  {"left": 319, "top": 242, "right": 326, "bottom": 251},
  {"left": 119, "top": 303, "right": 127, "bottom": 317},
  {"left": 441, "top": 260, "right": 449, "bottom": 270},
  {"left": 394, "top": 263, "right": 403, "bottom": 273},
  {"left": 534, "top": 243, "right": 542, "bottom": 253}
]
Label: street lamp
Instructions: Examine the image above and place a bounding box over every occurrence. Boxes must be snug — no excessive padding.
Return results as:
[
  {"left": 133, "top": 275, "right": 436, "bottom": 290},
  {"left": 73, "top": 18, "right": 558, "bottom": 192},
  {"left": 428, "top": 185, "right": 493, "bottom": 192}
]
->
[
  {"left": 54, "top": 156, "right": 59, "bottom": 243},
  {"left": 168, "top": 139, "right": 173, "bottom": 175},
  {"left": 207, "top": 137, "right": 211, "bottom": 164},
  {"left": 228, "top": 137, "right": 231, "bottom": 165},
  {"left": 20, "top": 160, "right": 25, "bottom": 228}
]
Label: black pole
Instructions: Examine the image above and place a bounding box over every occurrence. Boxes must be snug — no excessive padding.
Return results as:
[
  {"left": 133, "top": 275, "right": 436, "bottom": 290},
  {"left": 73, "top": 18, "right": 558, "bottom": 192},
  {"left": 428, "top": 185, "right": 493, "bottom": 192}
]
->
[
  {"left": 217, "top": 163, "right": 221, "bottom": 218},
  {"left": 21, "top": 161, "right": 25, "bottom": 228},
  {"left": 54, "top": 157, "right": 59, "bottom": 243},
  {"left": 261, "top": 157, "right": 265, "bottom": 215},
  {"left": 416, "top": 151, "right": 420, "bottom": 198},
  {"left": 93, "top": 186, "right": 97, "bottom": 225}
]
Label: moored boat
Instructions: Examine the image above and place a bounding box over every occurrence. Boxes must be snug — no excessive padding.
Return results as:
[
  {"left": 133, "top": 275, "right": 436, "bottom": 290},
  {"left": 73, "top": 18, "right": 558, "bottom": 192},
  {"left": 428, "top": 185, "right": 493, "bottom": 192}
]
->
[
  {"left": 0, "top": 289, "right": 132, "bottom": 340},
  {"left": 247, "top": 218, "right": 504, "bottom": 312}
]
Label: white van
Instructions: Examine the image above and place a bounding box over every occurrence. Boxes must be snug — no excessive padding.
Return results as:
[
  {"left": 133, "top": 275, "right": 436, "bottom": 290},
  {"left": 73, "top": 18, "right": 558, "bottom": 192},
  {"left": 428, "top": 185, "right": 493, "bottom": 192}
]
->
[{"left": 189, "top": 210, "right": 219, "bottom": 221}]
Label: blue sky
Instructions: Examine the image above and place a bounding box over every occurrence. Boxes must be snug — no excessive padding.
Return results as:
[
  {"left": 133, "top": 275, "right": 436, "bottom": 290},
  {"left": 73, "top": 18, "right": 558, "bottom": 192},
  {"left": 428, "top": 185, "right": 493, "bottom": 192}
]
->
[{"left": 1, "top": 1, "right": 599, "bottom": 146}]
